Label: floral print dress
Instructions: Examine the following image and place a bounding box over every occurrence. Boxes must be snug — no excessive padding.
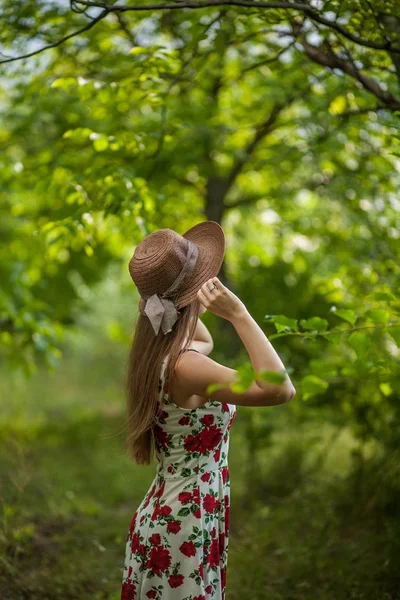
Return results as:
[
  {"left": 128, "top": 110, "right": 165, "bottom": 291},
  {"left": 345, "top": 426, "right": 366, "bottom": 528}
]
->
[{"left": 121, "top": 348, "right": 237, "bottom": 600}]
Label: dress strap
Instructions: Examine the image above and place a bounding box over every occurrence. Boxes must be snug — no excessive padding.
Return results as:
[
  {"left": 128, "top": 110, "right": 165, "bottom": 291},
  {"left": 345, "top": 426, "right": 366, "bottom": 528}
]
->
[{"left": 159, "top": 349, "right": 199, "bottom": 402}]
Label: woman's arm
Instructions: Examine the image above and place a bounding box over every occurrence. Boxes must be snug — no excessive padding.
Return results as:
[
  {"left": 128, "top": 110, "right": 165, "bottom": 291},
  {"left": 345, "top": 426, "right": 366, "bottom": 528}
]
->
[{"left": 190, "top": 317, "right": 214, "bottom": 356}]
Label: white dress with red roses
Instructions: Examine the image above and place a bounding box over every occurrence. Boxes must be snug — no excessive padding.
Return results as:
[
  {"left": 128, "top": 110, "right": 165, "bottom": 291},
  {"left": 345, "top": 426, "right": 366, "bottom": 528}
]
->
[{"left": 121, "top": 348, "right": 237, "bottom": 600}]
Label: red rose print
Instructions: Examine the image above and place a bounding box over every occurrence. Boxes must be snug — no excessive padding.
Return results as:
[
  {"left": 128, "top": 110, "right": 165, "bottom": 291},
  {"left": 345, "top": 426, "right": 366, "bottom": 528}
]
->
[
  {"left": 201, "top": 472, "right": 211, "bottom": 482},
  {"left": 193, "top": 508, "right": 201, "bottom": 518},
  {"left": 207, "top": 538, "right": 220, "bottom": 568},
  {"left": 146, "top": 592, "right": 157, "bottom": 599},
  {"left": 155, "top": 480, "right": 165, "bottom": 499},
  {"left": 221, "top": 402, "right": 229, "bottom": 412},
  {"left": 178, "top": 491, "right": 192, "bottom": 504},
  {"left": 205, "top": 585, "right": 213, "bottom": 594},
  {"left": 138, "top": 543, "right": 146, "bottom": 556},
  {"left": 151, "top": 505, "right": 161, "bottom": 521},
  {"left": 131, "top": 532, "right": 141, "bottom": 553},
  {"left": 168, "top": 574, "right": 185, "bottom": 588},
  {"left": 149, "top": 533, "right": 161, "bottom": 546},
  {"left": 154, "top": 425, "right": 169, "bottom": 448},
  {"left": 143, "top": 483, "right": 157, "bottom": 509},
  {"left": 193, "top": 596, "right": 206, "bottom": 600},
  {"left": 199, "top": 562, "right": 204, "bottom": 580},
  {"left": 167, "top": 465, "right": 173, "bottom": 473},
  {"left": 146, "top": 545, "right": 172, "bottom": 575},
  {"left": 129, "top": 512, "right": 137, "bottom": 536},
  {"left": 179, "top": 540, "right": 196, "bottom": 557},
  {"left": 203, "top": 493, "right": 220, "bottom": 513},
  {"left": 121, "top": 582, "right": 137, "bottom": 600},
  {"left": 183, "top": 434, "right": 201, "bottom": 453},
  {"left": 160, "top": 505, "right": 172, "bottom": 516},
  {"left": 159, "top": 410, "right": 169, "bottom": 420},
  {"left": 221, "top": 466, "right": 229, "bottom": 484},
  {"left": 219, "top": 532, "right": 225, "bottom": 554},
  {"left": 211, "top": 527, "right": 216, "bottom": 538},
  {"left": 192, "top": 487, "right": 200, "bottom": 505},
  {"left": 213, "top": 448, "right": 221, "bottom": 462},
  {"left": 199, "top": 425, "right": 223, "bottom": 452},
  {"left": 178, "top": 416, "right": 190, "bottom": 425},
  {"left": 221, "top": 566, "right": 227, "bottom": 590},
  {"left": 167, "top": 520, "right": 181, "bottom": 534},
  {"left": 128, "top": 565, "right": 133, "bottom": 580},
  {"left": 201, "top": 414, "right": 214, "bottom": 426}
]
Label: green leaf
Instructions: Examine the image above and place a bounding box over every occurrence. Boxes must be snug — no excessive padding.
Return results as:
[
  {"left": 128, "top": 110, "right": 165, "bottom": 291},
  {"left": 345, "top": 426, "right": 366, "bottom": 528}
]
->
[
  {"left": 265, "top": 314, "right": 299, "bottom": 333},
  {"left": 257, "top": 369, "right": 287, "bottom": 385},
  {"left": 51, "top": 77, "right": 78, "bottom": 90},
  {"left": 130, "top": 46, "right": 150, "bottom": 55},
  {"left": 230, "top": 362, "right": 255, "bottom": 392},
  {"left": 63, "top": 127, "right": 92, "bottom": 141},
  {"left": 347, "top": 331, "right": 371, "bottom": 358},
  {"left": 388, "top": 327, "right": 400, "bottom": 348},
  {"left": 364, "top": 308, "right": 389, "bottom": 324},
  {"left": 333, "top": 309, "right": 357, "bottom": 325},
  {"left": 379, "top": 382, "right": 392, "bottom": 396},
  {"left": 206, "top": 382, "right": 226, "bottom": 395},
  {"left": 300, "top": 317, "right": 329, "bottom": 332},
  {"left": 93, "top": 135, "right": 109, "bottom": 152},
  {"left": 320, "top": 329, "right": 344, "bottom": 345},
  {"left": 301, "top": 375, "right": 329, "bottom": 400},
  {"left": 329, "top": 95, "right": 346, "bottom": 115},
  {"left": 369, "top": 291, "right": 396, "bottom": 302},
  {"left": 177, "top": 507, "right": 190, "bottom": 517}
]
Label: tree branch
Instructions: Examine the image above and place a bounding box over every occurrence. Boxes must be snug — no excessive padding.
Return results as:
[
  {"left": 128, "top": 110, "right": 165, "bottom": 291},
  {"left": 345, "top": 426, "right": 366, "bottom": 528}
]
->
[
  {"left": 74, "top": 0, "right": 400, "bottom": 54},
  {"left": 225, "top": 102, "right": 285, "bottom": 191},
  {"left": 0, "top": 8, "right": 108, "bottom": 65},
  {"left": 300, "top": 39, "right": 400, "bottom": 111},
  {"left": 3, "top": 2, "right": 400, "bottom": 67}
]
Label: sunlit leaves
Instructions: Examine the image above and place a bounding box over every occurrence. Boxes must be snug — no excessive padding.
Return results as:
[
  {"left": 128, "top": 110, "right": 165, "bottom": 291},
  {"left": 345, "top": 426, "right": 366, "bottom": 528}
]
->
[
  {"left": 364, "top": 308, "right": 390, "bottom": 324},
  {"left": 332, "top": 308, "right": 357, "bottom": 326},
  {"left": 93, "top": 134, "right": 109, "bottom": 152},
  {"left": 388, "top": 327, "right": 400, "bottom": 348},
  {"left": 300, "top": 375, "right": 329, "bottom": 401},
  {"left": 347, "top": 331, "right": 372, "bottom": 358},
  {"left": 299, "top": 316, "right": 329, "bottom": 332},
  {"left": 265, "top": 314, "right": 299, "bottom": 333}
]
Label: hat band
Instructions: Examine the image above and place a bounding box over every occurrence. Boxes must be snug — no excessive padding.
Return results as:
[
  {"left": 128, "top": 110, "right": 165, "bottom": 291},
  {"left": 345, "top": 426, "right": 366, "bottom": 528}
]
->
[{"left": 140, "top": 240, "right": 199, "bottom": 336}]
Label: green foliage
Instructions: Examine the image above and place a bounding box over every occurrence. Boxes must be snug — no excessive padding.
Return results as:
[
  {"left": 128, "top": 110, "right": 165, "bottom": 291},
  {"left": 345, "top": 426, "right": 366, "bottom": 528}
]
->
[{"left": 1, "top": 3, "right": 400, "bottom": 596}]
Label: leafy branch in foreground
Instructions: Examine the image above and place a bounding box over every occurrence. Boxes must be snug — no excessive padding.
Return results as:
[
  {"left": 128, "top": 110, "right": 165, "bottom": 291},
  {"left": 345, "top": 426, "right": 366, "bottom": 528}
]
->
[{"left": 207, "top": 290, "right": 399, "bottom": 401}]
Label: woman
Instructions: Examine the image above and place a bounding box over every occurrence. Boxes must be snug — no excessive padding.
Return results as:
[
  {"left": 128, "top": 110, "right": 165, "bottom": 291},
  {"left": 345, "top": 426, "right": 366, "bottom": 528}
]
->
[{"left": 121, "top": 220, "right": 296, "bottom": 600}]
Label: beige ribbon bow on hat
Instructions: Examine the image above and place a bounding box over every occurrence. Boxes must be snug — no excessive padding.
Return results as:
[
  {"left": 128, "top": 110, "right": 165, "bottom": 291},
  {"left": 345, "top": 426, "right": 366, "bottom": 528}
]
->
[
  {"left": 141, "top": 240, "right": 199, "bottom": 336},
  {"left": 144, "top": 294, "right": 180, "bottom": 336}
]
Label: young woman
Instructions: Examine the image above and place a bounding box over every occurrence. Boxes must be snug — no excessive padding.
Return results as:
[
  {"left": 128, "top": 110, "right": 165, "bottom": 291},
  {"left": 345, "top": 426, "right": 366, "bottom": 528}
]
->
[{"left": 121, "top": 221, "right": 296, "bottom": 600}]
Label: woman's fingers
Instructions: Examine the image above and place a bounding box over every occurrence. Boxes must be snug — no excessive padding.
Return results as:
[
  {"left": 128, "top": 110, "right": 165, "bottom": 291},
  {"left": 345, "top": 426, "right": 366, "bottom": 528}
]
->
[
  {"left": 197, "top": 288, "right": 210, "bottom": 307},
  {"left": 201, "top": 278, "right": 218, "bottom": 302}
]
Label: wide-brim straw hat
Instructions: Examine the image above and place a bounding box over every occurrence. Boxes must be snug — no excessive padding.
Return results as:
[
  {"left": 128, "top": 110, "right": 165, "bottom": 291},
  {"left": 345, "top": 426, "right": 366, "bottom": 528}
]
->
[{"left": 129, "top": 220, "right": 225, "bottom": 320}]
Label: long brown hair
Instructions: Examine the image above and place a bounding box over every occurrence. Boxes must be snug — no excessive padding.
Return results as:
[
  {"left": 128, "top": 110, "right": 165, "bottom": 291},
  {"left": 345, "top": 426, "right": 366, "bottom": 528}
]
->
[{"left": 124, "top": 297, "right": 200, "bottom": 465}]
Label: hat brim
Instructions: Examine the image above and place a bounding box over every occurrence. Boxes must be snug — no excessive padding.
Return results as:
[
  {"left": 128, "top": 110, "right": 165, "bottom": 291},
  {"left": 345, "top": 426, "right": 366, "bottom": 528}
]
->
[{"left": 138, "top": 220, "right": 225, "bottom": 315}]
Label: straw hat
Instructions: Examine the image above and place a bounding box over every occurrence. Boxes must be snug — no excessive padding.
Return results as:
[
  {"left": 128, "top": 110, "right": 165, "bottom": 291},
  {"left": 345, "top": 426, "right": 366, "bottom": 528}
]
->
[{"left": 128, "top": 221, "right": 225, "bottom": 335}]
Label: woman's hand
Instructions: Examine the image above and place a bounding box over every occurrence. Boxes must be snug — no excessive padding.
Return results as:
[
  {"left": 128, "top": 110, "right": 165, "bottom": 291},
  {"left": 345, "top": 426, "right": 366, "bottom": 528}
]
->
[{"left": 197, "top": 277, "right": 248, "bottom": 323}]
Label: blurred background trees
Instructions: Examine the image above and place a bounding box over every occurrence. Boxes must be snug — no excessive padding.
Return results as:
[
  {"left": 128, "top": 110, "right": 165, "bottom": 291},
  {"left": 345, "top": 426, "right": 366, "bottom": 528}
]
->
[{"left": 1, "top": 2, "right": 400, "bottom": 598}]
